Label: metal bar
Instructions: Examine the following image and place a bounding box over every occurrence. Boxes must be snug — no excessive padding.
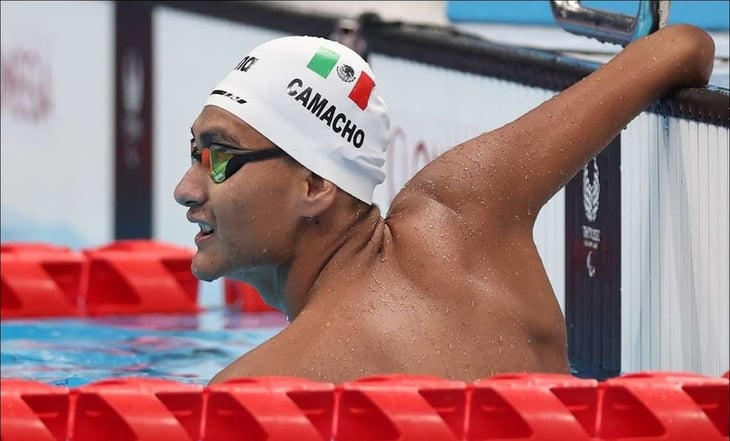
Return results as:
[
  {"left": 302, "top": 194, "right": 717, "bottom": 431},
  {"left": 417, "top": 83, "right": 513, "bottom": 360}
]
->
[{"left": 550, "top": 0, "right": 671, "bottom": 46}]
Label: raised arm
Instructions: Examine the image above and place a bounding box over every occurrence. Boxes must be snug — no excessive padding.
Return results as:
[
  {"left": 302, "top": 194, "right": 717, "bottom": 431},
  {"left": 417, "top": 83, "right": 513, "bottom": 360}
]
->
[{"left": 397, "top": 24, "right": 715, "bottom": 234}]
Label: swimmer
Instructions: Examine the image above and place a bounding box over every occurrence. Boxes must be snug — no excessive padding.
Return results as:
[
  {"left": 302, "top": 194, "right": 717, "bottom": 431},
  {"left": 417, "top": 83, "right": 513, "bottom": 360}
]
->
[{"left": 173, "top": 24, "right": 715, "bottom": 384}]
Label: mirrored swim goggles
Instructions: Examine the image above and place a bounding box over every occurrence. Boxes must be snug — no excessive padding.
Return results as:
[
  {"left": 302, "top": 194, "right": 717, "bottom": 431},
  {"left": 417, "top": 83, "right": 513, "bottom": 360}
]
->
[{"left": 190, "top": 141, "right": 288, "bottom": 184}]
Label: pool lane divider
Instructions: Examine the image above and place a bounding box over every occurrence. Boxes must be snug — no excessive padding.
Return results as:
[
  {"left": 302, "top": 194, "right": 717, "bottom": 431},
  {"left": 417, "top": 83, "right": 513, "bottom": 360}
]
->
[
  {"left": 1, "top": 243, "right": 87, "bottom": 318},
  {"left": 0, "top": 240, "right": 273, "bottom": 319},
  {"left": 1, "top": 371, "right": 728, "bottom": 441},
  {"left": 0, "top": 240, "right": 198, "bottom": 318}
]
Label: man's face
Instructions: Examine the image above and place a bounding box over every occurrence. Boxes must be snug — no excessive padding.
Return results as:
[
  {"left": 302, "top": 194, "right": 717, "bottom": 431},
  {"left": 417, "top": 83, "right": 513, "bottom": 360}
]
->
[{"left": 174, "top": 106, "right": 305, "bottom": 281}]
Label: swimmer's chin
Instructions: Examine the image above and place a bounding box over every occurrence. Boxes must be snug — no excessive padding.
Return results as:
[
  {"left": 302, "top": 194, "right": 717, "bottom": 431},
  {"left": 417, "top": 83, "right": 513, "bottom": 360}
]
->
[
  {"left": 190, "top": 267, "right": 220, "bottom": 283},
  {"left": 190, "top": 260, "right": 228, "bottom": 282}
]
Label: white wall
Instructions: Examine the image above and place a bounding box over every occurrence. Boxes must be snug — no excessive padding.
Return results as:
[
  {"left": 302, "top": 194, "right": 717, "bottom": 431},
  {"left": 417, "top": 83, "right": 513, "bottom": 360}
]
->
[
  {"left": 0, "top": 1, "right": 115, "bottom": 249},
  {"left": 622, "top": 114, "right": 730, "bottom": 377}
]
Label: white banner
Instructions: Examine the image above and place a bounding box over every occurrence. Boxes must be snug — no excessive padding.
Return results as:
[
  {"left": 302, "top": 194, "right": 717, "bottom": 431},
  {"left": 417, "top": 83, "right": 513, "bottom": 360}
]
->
[{"left": 0, "top": 1, "right": 114, "bottom": 249}]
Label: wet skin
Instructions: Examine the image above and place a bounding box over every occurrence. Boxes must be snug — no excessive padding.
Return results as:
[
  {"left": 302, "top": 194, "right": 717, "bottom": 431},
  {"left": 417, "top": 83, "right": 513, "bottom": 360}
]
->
[{"left": 174, "top": 25, "right": 715, "bottom": 384}]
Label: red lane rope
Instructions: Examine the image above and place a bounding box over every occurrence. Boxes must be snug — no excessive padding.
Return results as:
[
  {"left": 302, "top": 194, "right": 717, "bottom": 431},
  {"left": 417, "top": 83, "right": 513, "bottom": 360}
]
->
[{"left": 1, "top": 372, "right": 728, "bottom": 441}]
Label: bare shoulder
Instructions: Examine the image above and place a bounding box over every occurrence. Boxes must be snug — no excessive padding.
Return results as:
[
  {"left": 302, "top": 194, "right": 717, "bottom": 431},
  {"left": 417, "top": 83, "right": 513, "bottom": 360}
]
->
[
  {"left": 207, "top": 330, "right": 301, "bottom": 385},
  {"left": 384, "top": 187, "right": 500, "bottom": 281},
  {"left": 207, "top": 312, "right": 383, "bottom": 384}
]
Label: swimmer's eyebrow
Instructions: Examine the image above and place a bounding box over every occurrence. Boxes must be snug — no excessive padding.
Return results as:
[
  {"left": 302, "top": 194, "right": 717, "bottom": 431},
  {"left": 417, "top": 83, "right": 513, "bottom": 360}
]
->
[{"left": 190, "top": 127, "right": 241, "bottom": 149}]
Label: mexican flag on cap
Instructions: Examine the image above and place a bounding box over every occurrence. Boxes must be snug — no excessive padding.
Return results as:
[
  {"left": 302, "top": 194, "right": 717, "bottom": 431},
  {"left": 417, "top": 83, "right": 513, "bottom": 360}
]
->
[{"left": 306, "top": 46, "right": 375, "bottom": 111}]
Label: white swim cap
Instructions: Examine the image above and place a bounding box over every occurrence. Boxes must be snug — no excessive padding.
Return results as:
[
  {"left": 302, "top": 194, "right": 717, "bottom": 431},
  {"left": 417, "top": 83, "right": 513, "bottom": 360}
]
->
[{"left": 205, "top": 36, "right": 390, "bottom": 204}]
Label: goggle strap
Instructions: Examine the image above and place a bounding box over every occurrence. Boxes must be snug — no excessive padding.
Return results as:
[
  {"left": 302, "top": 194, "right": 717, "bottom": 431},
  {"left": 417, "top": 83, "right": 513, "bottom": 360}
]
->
[{"left": 224, "top": 148, "right": 288, "bottom": 178}]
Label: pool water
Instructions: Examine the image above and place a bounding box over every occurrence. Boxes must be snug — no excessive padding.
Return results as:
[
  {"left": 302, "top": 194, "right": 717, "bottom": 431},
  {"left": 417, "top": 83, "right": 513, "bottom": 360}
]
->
[{"left": 0, "top": 308, "right": 287, "bottom": 387}]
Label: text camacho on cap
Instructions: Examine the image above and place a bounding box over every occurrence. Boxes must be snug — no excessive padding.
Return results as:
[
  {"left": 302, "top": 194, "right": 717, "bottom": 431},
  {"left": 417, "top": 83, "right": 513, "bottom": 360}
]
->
[{"left": 205, "top": 36, "right": 390, "bottom": 204}]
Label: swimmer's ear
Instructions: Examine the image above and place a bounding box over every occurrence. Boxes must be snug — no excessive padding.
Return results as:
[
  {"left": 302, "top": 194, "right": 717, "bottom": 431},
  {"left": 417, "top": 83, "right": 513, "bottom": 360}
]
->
[{"left": 300, "top": 171, "right": 337, "bottom": 218}]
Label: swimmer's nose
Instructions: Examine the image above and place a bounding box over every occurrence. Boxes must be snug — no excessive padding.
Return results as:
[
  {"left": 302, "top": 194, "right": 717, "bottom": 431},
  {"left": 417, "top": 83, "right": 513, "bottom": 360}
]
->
[{"left": 174, "top": 167, "right": 207, "bottom": 208}]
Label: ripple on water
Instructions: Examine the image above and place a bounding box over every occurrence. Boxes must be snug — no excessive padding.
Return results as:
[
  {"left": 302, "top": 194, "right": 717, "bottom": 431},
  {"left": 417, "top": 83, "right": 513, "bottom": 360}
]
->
[{"left": 0, "top": 308, "right": 287, "bottom": 386}]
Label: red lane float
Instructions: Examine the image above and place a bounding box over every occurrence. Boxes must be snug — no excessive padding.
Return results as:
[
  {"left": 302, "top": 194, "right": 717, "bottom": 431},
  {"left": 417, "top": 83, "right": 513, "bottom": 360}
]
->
[
  {"left": 0, "top": 240, "right": 279, "bottom": 317},
  {"left": 471, "top": 373, "right": 598, "bottom": 440},
  {"left": 73, "top": 378, "right": 203, "bottom": 441},
  {"left": 1, "top": 372, "right": 727, "bottom": 441},
  {"left": 599, "top": 372, "right": 729, "bottom": 440},
  {"left": 337, "top": 374, "right": 466, "bottom": 441},
  {"left": 0, "top": 243, "right": 86, "bottom": 318},
  {"left": 0, "top": 379, "right": 70, "bottom": 441},
  {"left": 205, "top": 376, "right": 334, "bottom": 441},
  {"left": 82, "top": 240, "right": 199, "bottom": 316},
  {"left": 0, "top": 240, "right": 201, "bottom": 318}
]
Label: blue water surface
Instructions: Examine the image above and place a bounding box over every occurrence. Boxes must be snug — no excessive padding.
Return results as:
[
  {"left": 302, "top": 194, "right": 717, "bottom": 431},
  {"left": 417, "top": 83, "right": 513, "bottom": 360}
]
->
[{"left": 0, "top": 308, "right": 287, "bottom": 387}]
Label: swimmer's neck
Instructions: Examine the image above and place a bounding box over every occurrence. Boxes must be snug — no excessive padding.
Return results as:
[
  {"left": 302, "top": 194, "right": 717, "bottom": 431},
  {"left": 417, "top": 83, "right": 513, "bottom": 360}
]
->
[{"left": 282, "top": 201, "right": 382, "bottom": 320}]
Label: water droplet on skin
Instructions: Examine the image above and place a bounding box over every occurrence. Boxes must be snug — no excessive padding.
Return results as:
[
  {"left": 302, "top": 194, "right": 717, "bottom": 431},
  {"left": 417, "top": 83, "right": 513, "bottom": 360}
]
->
[{"left": 325, "top": 320, "right": 331, "bottom": 328}]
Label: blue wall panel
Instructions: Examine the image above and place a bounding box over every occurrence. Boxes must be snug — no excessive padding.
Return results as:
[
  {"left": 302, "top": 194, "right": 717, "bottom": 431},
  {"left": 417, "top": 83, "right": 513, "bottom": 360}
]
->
[{"left": 447, "top": 1, "right": 729, "bottom": 30}]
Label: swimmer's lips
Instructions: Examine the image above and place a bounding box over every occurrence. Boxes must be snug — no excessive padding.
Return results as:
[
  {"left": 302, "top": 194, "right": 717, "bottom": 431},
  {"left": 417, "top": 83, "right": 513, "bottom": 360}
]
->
[{"left": 193, "top": 221, "right": 215, "bottom": 245}]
